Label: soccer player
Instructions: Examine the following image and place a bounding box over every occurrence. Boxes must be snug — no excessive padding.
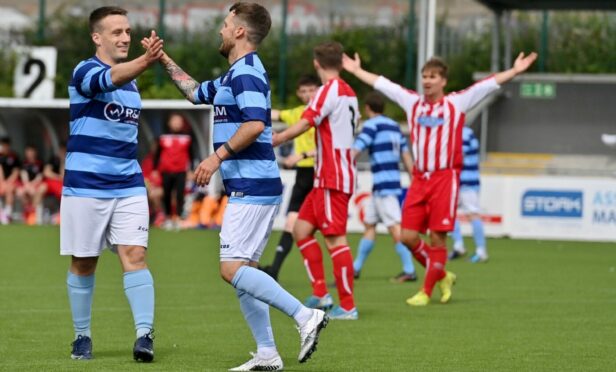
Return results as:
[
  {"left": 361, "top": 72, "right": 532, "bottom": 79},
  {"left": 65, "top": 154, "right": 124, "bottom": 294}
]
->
[
  {"left": 16, "top": 145, "right": 46, "bottom": 225},
  {"left": 273, "top": 41, "right": 360, "bottom": 320},
  {"left": 351, "top": 92, "right": 417, "bottom": 283},
  {"left": 62, "top": 6, "right": 163, "bottom": 361},
  {"left": 449, "top": 126, "right": 488, "bottom": 263},
  {"left": 0, "top": 136, "right": 21, "bottom": 224},
  {"left": 261, "top": 74, "right": 320, "bottom": 281},
  {"left": 342, "top": 51, "right": 536, "bottom": 306},
  {"left": 153, "top": 3, "right": 327, "bottom": 370}
]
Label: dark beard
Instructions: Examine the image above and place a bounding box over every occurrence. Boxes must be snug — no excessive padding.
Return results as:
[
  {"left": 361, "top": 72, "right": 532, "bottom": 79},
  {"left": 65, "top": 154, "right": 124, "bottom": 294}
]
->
[{"left": 219, "top": 41, "right": 231, "bottom": 58}]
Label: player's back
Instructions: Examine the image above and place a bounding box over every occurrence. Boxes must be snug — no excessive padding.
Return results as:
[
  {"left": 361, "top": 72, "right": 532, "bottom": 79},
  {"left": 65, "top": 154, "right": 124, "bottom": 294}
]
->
[
  {"left": 459, "top": 126, "right": 480, "bottom": 190},
  {"left": 358, "top": 115, "right": 406, "bottom": 196},
  {"left": 302, "top": 77, "right": 359, "bottom": 194}
]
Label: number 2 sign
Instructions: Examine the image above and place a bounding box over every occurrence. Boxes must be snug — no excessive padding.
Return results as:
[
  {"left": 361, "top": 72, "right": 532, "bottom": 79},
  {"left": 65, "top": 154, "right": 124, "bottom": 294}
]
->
[{"left": 13, "top": 46, "right": 57, "bottom": 100}]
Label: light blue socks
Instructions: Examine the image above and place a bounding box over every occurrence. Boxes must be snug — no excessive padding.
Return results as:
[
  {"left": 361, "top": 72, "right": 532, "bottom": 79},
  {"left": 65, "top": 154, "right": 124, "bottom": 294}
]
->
[
  {"left": 231, "top": 266, "right": 305, "bottom": 321},
  {"left": 237, "top": 289, "right": 277, "bottom": 357},
  {"left": 123, "top": 269, "right": 155, "bottom": 338},
  {"left": 353, "top": 238, "right": 375, "bottom": 272},
  {"left": 471, "top": 218, "right": 487, "bottom": 256},
  {"left": 452, "top": 220, "right": 465, "bottom": 252},
  {"left": 67, "top": 272, "right": 94, "bottom": 339},
  {"left": 395, "top": 242, "right": 416, "bottom": 274}
]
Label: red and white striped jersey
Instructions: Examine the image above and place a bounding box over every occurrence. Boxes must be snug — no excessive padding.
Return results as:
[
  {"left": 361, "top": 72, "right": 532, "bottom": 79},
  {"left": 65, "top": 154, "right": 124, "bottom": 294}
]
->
[
  {"left": 302, "top": 77, "right": 359, "bottom": 194},
  {"left": 374, "top": 76, "right": 500, "bottom": 173}
]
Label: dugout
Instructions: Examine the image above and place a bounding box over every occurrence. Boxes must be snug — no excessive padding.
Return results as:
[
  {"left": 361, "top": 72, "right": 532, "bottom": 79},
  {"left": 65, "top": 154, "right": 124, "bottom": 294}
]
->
[{"left": 0, "top": 98, "right": 213, "bottom": 162}]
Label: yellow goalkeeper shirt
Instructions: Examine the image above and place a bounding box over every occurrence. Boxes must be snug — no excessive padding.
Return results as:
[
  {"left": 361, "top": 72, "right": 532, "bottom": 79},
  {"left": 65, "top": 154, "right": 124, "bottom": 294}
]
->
[{"left": 279, "top": 105, "right": 315, "bottom": 168}]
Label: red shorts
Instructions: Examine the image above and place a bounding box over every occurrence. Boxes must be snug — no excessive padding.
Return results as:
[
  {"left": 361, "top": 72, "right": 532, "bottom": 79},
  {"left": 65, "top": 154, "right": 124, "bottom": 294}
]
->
[
  {"left": 401, "top": 169, "right": 460, "bottom": 233},
  {"left": 298, "top": 188, "right": 351, "bottom": 236},
  {"left": 45, "top": 178, "right": 63, "bottom": 199}
]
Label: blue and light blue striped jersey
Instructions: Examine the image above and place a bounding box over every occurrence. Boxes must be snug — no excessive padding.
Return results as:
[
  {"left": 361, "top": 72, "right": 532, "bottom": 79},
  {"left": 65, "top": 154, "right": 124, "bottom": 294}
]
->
[
  {"left": 64, "top": 56, "right": 145, "bottom": 198},
  {"left": 194, "top": 52, "right": 282, "bottom": 205},
  {"left": 460, "top": 126, "right": 480, "bottom": 190},
  {"left": 353, "top": 115, "right": 408, "bottom": 196}
]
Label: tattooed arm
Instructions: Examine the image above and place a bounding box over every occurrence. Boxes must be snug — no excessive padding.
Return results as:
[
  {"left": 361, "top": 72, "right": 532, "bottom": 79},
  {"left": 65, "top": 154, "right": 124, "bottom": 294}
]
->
[
  {"left": 159, "top": 53, "right": 200, "bottom": 103},
  {"left": 140, "top": 37, "right": 202, "bottom": 102}
]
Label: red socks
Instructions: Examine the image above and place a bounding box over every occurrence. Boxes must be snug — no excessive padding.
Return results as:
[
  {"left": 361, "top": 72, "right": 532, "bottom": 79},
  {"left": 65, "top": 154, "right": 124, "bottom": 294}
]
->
[
  {"left": 330, "top": 245, "right": 355, "bottom": 311},
  {"left": 409, "top": 240, "right": 429, "bottom": 268},
  {"left": 423, "top": 246, "right": 447, "bottom": 296},
  {"left": 297, "top": 238, "right": 356, "bottom": 311},
  {"left": 297, "top": 237, "right": 327, "bottom": 297}
]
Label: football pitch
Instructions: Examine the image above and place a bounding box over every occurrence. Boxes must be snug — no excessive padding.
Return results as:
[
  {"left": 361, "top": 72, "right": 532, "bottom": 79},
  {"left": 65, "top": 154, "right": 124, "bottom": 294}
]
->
[{"left": 0, "top": 225, "right": 614, "bottom": 371}]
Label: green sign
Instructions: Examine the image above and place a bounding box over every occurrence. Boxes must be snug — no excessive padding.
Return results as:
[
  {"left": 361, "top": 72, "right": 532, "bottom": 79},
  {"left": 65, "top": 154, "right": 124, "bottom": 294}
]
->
[{"left": 520, "top": 82, "right": 556, "bottom": 99}]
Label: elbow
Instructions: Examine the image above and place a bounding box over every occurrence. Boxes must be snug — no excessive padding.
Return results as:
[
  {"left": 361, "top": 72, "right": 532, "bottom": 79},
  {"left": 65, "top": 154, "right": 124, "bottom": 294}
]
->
[{"left": 253, "top": 121, "right": 266, "bottom": 135}]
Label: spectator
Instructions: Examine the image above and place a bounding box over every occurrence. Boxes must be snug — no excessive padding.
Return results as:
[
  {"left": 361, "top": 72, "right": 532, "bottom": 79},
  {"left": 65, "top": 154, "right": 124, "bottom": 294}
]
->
[
  {"left": 0, "top": 137, "right": 21, "bottom": 224},
  {"left": 17, "top": 145, "right": 46, "bottom": 225},
  {"left": 43, "top": 142, "right": 66, "bottom": 224}
]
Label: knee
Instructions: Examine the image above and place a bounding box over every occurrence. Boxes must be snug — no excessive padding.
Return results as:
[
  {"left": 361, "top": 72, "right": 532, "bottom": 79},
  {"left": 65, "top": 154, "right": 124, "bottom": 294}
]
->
[
  {"left": 220, "top": 264, "right": 239, "bottom": 284},
  {"left": 120, "top": 246, "right": 147, "bottom": 271},
  {"left": 71, "top": 257, "right": 97, "bottom": 276},
  {"left": 401, "top": 230, "right": 420, "bottom": 248},
  {"left": 293, "top": 225, "right": 308, "bottom": 242},
  {"left": 429, "top": 231, "right": 447, "bottom": 247}
]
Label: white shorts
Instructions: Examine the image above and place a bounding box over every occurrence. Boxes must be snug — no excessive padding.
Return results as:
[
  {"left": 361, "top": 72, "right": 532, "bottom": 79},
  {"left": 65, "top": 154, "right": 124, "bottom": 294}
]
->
[
  {"left": 219, "top": 203, "right": 279, "bottom": 262},
  {"left": 363, "top": 194, "right": 401, "bottom": 227},
  {"left": 458, "top": 188, "right": 481, "bottom": 214},
  {"left": 60, "top": 195, "right": 149, "bottom": 257}
]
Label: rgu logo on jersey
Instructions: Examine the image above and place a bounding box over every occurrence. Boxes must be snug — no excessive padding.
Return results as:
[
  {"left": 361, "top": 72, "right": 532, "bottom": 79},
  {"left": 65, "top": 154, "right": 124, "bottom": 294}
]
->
[{"left": 104, "top": 101, "right": 141, "bottom": 124}]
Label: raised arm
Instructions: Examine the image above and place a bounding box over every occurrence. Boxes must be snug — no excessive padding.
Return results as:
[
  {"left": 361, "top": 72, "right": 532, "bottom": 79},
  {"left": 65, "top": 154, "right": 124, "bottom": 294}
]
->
[
  {"left": 140, "top": 36, "right": 201, "bottom": 103},
  {"left": 343, "top": 52, "right": 418, "bottom": 112},
  {"left": 159, "top": 52, "right": 200, "bottom": 103},
  {"left": 342, "top": 53, "right": 380, "bottom": 87},
  {"left": 494, "top": 52, "right": 537, "bottom": 85},
  {"left": 110, "top": 30, "right": 163, "bottom": 87}
]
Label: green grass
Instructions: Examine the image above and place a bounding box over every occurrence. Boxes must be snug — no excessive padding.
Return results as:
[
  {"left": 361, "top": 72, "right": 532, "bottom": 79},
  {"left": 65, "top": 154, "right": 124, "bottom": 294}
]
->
[{"left": 0, "top": 225, "right": 615, "bottom": 371}]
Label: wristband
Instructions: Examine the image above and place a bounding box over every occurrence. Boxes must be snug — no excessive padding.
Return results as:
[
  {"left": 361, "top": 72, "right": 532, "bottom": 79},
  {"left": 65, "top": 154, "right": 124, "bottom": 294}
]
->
[
  {"left": 223, "top": 142, "right": 237, "bottom": 157},
  {"left": 214, "top": 150, "right": 223, "bottom": 162},
  {"left": 301, "top": 152, "right": 308, "bottom": 159}
]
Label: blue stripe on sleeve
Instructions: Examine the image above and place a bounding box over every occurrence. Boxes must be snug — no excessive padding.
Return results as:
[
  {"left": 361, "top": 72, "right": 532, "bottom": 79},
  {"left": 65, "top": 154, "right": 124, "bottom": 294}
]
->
[
  {"left": 361, "top": 126, "right": 376, "bottom": 139},
  {"left": 67, "top": 135, "right": 137, "bottom": 159},
  {"left": 240, "top": 107, "right": 268, "bottom": 123},
  {"left": 196, "top": 85, "right": 207, "bottom": 104}
]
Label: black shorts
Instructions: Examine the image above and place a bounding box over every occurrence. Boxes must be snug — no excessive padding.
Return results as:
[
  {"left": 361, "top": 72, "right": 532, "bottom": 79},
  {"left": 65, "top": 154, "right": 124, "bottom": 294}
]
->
[{"left": 287, "top": 167, "right": 314, "bottom": 213}]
